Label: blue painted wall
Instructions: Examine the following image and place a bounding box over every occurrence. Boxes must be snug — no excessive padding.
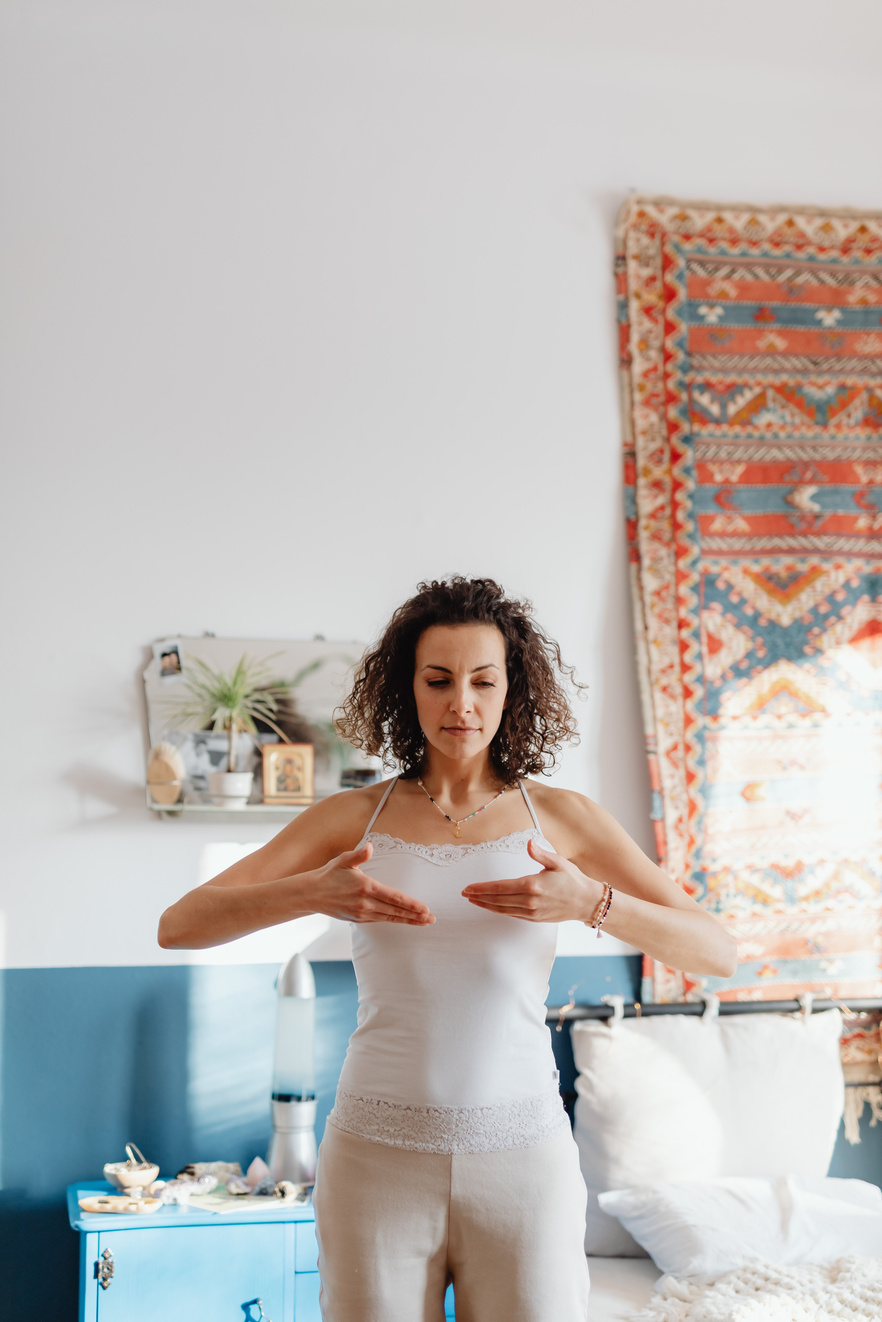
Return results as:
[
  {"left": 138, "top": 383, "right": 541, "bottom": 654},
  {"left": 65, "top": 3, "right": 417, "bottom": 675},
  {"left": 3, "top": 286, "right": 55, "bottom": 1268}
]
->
[{"left": 2, "top": 958, "right": 879, "bottom": 1318}]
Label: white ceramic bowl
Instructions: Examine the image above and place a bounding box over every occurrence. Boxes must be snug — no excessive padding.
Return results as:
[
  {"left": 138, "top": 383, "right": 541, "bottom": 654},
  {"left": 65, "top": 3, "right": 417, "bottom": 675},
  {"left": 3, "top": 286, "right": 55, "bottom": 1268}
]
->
[{"left": 104, "top": 1160, "right": 160, "bottom": 1192}]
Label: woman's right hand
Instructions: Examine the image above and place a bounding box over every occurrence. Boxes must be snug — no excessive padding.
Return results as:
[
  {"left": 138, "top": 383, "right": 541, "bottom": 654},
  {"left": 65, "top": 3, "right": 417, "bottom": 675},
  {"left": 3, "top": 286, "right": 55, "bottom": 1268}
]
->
[{"left": 307, "top": 842, "right": 435, "bottom": 926}]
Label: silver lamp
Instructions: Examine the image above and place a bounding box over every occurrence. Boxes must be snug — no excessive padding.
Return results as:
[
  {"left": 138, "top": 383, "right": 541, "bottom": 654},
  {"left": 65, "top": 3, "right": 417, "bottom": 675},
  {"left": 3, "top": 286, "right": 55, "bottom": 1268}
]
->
[{"left": 267, "top": 952, "right": 317, "bottom": 1185}]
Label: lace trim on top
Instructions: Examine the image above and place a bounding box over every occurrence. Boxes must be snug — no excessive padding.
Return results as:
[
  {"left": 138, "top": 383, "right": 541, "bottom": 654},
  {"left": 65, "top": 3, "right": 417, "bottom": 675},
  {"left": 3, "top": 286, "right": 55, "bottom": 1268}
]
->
[
  {"left": 366, "top": 828, "right": 550, "bottom": 867},
  {"left": 329, "top": 1086, "right": 569, "bottom": 1154}
]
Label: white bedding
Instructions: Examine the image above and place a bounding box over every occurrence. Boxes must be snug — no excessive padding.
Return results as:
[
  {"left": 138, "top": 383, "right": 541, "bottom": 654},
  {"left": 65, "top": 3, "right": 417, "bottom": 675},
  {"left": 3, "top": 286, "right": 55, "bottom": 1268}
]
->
[
  {"left": 584, "top": 1255, "right": 882, "bottom": 1321},
  {"left": 586, "top": 1256, "right": 662, "bottom": 1320},
  {"left": 625, "top": 1257, "right": 882, "bottom": 1321}
]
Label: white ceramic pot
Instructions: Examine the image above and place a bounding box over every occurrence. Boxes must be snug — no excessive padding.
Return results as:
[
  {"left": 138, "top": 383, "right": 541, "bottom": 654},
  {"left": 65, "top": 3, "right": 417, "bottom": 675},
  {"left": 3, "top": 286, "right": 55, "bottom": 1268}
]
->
[{"left": 209, "top": 770, "right": 254, "bottom": 809}]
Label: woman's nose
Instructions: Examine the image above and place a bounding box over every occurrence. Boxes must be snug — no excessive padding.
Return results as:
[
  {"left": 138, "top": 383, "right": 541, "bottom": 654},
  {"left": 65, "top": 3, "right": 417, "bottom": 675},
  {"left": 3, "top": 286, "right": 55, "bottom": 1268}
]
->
[{"left": 449, "top": 688, "right": 473, "bottom": 715}]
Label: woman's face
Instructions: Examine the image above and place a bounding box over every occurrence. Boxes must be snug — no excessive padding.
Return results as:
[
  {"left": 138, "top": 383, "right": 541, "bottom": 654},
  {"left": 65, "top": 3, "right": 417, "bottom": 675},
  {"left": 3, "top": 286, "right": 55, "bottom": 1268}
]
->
[{"left": 413, "top": 623, "right": 508, "bottom": 766}]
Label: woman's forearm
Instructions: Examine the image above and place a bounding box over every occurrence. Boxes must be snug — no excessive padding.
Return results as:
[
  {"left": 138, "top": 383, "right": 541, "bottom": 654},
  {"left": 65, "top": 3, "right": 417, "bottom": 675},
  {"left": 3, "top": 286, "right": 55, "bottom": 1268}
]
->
[
  {"left": 158, "top": 837, "right": 435, "bottom": 951},
  {"left": 592, "top": 888, "right": 737, "bottom": 979},
  {"left": 158, "top": 873, "right": 316, "bottom": 950}
]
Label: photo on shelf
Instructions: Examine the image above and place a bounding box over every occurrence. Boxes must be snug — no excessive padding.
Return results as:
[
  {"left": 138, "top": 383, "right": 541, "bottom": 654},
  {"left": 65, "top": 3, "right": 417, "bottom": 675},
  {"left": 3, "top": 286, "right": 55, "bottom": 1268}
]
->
[
  {"left": 262, "top": 743, "right": 315, "bottom": 805},
  {"left": 162, "top": 730, "right": 262, "bottom": 795},
  {"left": 152, "top": 637, "right": 184, "bottom": 682}
]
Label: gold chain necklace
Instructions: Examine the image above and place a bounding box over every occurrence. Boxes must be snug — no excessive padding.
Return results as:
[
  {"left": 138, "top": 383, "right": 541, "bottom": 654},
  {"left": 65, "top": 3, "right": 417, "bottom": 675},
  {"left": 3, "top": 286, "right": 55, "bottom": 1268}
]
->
[{"left": 416, "top": 778, "right": 506, "bottom": 838}]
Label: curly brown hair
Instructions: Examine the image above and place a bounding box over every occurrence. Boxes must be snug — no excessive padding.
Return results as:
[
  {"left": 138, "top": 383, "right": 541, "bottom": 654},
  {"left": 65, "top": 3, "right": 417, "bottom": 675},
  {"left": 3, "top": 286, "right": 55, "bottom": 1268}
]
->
[{"left": 336, "top": 576, "right": 583, "bottom": 782}]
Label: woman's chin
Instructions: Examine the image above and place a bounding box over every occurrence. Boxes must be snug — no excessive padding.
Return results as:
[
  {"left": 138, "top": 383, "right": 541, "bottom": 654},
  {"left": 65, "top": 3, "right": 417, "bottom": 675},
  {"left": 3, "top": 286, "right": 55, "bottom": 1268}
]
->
[{"left": 428, "top": 735, "right": 488, "bottom": 759}]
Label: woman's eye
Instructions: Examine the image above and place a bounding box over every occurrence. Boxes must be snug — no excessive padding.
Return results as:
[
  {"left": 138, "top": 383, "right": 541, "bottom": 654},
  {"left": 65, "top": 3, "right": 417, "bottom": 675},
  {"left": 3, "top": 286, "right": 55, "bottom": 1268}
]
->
[{"left": 425, "top": 678, "right": 494, "bottom": 688}]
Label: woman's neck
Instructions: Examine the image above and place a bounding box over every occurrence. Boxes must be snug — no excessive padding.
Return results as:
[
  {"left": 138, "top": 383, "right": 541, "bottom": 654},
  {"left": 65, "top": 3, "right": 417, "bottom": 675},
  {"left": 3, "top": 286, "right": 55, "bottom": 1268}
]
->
[{"left": 417, "top": 752, "right": 505, "bottom": 803}]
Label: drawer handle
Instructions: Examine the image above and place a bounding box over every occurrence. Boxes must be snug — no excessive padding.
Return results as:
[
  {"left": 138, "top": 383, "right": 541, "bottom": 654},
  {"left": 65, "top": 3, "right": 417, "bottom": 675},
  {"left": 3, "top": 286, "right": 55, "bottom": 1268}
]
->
[
  {"left": 243, "top": 1299, "right": 273, "bottom": 1322},
  {"left": 94, "top": 1248, "right": 115, "bottom": 1290}
]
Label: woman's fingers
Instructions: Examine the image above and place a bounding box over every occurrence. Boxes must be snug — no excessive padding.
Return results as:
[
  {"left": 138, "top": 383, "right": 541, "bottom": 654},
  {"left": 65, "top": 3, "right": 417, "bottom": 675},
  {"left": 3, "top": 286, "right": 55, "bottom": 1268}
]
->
[
  {"left": 343, "top": 868, "right": 435, "bottom": 925},
  {"left": 464, "top": 895, "right": 542, "bottom": 916},
  {"left": 462, "top": 863, "right": 576, "bottom": 922},
  {"left": 359, "top": 884, "right": 435, "bottom": 924},
  {"left": 361, "top": 905, "right": 435, "bottom": 925},
  {"left": 336, "top": 841, "right": 373, "bottom": 868},
  {"left": 462, "top": 874, "right": 544, "bottom": 900},
  {"left": 466, "top": 898, "right": 542, "bottom": 918},
  {"left": 463, "top": 857, "right": 598, "bottom": 923},
  {"left": 527, "top": 837, "right": 563, "bottom": 867},
  {"left": 463, "top": 880, "right": 545, "bottom": 918},
  {"left": 362, "top": 875, "right": 433, "bottom": 920},
  {"left": 322, "top": 846, "right": 433, "bottom": 923}
]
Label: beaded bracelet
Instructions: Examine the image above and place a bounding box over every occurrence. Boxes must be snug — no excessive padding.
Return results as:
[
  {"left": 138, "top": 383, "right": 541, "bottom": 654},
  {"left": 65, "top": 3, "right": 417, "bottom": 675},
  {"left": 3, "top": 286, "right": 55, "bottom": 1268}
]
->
[{"left": 585, "top": 883, "right": 613, "bottom": 938}]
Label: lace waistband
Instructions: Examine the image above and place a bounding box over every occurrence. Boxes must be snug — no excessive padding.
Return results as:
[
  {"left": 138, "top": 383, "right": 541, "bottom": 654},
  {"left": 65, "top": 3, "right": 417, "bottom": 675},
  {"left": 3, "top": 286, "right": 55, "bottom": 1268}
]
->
[{"left": 328, "top": 1085, "right": 569, "bottom": 1154}]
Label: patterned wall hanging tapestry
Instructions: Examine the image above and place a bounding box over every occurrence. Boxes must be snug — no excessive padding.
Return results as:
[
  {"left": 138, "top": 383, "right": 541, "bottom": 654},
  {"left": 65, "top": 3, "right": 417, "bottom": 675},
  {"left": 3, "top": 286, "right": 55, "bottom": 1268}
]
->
[
  {"left": 619, "top": 196, "right": 882, "bottom": 1134},
  {"left": 619, "top": 196, "right": 882, "bottom": 1025}
]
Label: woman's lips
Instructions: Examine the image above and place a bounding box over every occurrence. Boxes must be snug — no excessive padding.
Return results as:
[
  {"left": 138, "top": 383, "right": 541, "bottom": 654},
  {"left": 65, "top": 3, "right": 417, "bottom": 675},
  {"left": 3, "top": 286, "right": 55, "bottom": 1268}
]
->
[{"left": 443, "top": 726, "right": 479, "bottom": 736}]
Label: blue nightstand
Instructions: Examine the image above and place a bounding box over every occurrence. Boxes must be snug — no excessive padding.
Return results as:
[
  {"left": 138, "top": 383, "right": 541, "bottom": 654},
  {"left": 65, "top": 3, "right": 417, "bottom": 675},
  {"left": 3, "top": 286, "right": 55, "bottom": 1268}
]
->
[{"left": 69, "top": 1181, "right": 456, "bottom": 1319}]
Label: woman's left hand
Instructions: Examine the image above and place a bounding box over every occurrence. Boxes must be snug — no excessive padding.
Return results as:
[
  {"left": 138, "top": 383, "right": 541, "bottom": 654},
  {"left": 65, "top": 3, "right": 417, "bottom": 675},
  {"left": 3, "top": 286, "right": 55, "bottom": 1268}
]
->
[{"left": 462, "top": 837, "right": 603, "bottom": 923}]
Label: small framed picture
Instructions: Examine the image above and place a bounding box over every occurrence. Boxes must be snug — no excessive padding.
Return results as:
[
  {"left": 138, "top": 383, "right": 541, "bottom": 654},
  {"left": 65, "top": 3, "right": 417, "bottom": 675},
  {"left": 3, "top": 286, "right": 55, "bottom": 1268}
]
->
[
  {"left": 262, "top": 743, "right": 314, "bottom": 805},
  {"left": 153, "top": 638, "right": 184, "bottom": 682}
]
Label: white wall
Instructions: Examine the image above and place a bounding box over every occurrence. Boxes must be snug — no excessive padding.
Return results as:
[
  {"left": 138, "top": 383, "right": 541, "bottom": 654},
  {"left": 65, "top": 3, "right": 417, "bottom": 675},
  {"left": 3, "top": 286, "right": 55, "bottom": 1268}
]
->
[{"left": 2, "top": 0, "right": 880, "bottom": 968}]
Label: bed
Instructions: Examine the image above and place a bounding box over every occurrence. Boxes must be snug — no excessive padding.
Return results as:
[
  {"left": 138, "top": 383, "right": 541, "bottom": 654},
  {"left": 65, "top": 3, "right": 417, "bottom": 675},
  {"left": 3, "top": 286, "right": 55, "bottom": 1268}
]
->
[
  {"left": 586, "top": 1257, "right": 661, "bottom": 1320},
  {"left": 562, "top": 997, "right": 882, "bottom": 1322}
]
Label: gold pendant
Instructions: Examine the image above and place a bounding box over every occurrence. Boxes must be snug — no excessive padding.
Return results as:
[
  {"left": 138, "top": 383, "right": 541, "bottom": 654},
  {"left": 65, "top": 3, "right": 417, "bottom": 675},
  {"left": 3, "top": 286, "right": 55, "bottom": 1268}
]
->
[{"left": 454, "top": 822, "right": 461, "bottom": 838}]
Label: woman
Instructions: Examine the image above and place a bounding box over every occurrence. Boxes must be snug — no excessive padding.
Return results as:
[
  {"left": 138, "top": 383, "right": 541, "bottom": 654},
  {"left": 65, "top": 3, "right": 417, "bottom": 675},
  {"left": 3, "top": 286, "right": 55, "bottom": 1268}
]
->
[{"left": 159, "top": 577, "right": 736, "bottom": 1322}]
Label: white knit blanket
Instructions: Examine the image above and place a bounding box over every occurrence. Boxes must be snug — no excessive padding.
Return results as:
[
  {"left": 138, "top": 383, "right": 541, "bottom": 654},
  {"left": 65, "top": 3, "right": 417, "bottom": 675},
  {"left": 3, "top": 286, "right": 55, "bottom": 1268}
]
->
[{"left": 633, "top": 1257, "right": 882, "bottom": 1322}]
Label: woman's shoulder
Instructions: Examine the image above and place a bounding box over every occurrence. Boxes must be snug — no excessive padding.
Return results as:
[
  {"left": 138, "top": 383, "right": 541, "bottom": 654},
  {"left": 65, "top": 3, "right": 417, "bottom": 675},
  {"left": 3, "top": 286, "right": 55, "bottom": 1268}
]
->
[
  {"left": 303, "top": 776, "right": 395, "bottom": 825},
  {"left": 522, "top": 779, "right": 605, "bottom": 850},
  {"left": 522, "top": 778, "right": 596, "bottom": 817},
  {"left": 275, "top": 777, "right": 397, "bottom": 853}
]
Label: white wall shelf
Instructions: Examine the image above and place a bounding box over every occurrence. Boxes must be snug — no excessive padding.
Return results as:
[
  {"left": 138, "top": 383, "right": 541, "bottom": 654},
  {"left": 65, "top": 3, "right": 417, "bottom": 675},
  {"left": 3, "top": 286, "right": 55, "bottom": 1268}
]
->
[
  {"left": 148, "top": 800, "right": 309, "bottom": 818},
  {"left": 145, "top": 791, "right": 336, "bottom": 819}
]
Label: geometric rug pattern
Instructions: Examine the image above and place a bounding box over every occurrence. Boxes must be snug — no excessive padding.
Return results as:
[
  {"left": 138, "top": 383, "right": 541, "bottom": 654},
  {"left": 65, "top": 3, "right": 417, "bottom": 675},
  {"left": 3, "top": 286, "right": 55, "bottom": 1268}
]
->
[{"left": 618, "top": 196, "right": 882, "bottom": 1014}]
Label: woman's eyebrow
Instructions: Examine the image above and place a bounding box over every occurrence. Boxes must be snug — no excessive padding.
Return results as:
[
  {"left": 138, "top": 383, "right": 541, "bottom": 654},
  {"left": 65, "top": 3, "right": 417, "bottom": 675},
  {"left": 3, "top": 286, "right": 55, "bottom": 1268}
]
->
[{"left": 420, "top": 663, "right": 500, "bottom": 673}]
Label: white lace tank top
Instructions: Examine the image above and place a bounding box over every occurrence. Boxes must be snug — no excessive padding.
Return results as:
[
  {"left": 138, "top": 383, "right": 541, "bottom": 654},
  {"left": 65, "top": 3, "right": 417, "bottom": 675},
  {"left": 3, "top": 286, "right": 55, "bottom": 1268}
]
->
[{"left": 328, "top": 777, "right": 568, "bottom": 1154}]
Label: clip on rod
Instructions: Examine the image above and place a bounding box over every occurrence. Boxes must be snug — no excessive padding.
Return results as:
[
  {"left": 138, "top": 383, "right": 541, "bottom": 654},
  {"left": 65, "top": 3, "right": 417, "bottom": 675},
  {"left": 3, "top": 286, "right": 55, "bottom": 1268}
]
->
[{"left": 546, "top": 997, "right": 882, "bottom": 1023}]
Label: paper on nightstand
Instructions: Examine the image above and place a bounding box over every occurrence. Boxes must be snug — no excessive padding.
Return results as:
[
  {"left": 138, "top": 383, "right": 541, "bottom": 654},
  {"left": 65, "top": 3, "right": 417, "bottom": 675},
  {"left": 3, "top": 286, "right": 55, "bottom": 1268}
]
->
[{"left": 188, "top": 1186, "right": 310, "bottom": 1215}]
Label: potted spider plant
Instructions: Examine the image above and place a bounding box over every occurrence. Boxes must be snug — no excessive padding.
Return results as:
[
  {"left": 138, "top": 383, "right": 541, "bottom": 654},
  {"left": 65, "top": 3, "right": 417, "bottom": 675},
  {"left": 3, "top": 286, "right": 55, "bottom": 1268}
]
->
[{"left": 166, "top": 654, "right": 294, "bottom": 807}]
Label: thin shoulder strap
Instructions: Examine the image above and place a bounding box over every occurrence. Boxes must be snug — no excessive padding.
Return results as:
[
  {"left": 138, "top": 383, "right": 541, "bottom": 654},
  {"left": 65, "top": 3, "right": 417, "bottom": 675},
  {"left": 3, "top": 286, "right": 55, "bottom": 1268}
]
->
[
  {"left": 518, "top": 779, "right": 542, "bottom": 831},
  {"left": 357, "top": 776, "right": 399, "bottom": 845}
]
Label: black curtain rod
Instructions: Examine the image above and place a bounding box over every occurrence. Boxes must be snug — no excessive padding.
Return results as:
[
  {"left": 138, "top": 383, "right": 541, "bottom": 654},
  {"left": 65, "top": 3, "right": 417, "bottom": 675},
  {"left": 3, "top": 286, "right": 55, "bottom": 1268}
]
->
[{"left": 546, "top": 997, "right": 882, "bottom": 1023}]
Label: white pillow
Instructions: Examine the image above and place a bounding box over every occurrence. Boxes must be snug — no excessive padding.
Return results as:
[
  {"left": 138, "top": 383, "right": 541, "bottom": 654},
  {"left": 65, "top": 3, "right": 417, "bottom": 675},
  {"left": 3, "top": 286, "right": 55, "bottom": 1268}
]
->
[
  {"left": 572, "top": 1007, "right": 844, "bottom": 1255},
  {"left": 598, "top": 1176, "right": 882, "bottom": 1278}
]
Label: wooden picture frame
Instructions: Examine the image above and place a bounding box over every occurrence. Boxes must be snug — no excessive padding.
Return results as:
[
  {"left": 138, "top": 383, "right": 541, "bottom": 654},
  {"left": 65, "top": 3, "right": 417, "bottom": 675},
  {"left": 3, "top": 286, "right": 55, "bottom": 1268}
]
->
[{"left": 262, "top": 743, "right": 314, "bottom": 805}]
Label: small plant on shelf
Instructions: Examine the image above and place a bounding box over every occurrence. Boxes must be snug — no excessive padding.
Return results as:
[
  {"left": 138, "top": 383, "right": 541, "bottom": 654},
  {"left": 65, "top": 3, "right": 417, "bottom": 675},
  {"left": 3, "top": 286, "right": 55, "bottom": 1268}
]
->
[{"left": 165, "top": 654, "right": 308, "bottom": 807}]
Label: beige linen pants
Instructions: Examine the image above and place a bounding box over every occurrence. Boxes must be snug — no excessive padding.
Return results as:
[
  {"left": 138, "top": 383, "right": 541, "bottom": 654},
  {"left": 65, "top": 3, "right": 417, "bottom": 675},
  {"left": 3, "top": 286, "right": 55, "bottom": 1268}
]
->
[{"left": 313, "top": 1122, "right": 590, "bottom": 1322}]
